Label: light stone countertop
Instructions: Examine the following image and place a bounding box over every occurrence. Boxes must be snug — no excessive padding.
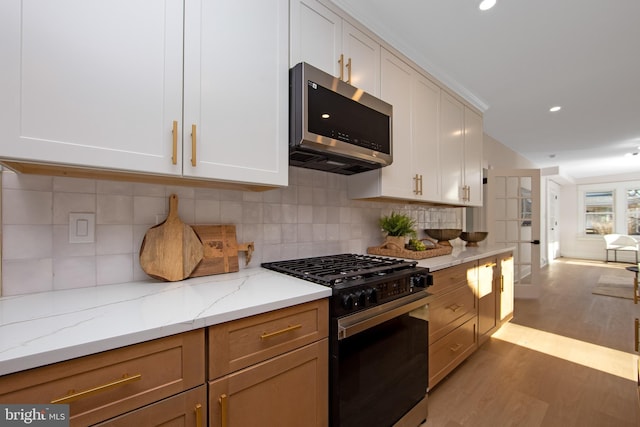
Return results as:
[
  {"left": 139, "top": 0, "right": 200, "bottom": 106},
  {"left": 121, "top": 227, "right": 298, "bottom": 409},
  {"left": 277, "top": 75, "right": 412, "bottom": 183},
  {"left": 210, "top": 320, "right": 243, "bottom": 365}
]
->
[
  {"left": 0, "top": 245, "right": 513, "bottom": 377},
  {"left": 0, "top": 267, "right": 331, "bottom": 376},
  {"left": 415, "top": 244, "right": 516, "bottom": 271}
]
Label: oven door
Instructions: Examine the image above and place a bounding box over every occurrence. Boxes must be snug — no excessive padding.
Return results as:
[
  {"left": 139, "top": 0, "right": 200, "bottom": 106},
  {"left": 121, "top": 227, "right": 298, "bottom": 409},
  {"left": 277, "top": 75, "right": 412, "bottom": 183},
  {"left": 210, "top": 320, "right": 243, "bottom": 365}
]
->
[{"left": 331, "top": 292, "right": 430, "bottom": 427}]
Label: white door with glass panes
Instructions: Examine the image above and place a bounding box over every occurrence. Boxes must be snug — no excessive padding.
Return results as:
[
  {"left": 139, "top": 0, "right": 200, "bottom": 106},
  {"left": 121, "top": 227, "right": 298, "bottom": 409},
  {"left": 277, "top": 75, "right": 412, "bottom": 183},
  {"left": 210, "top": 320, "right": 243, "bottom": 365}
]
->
[{"left": 487, "top": 169, "right": 541, "bottom": 299}]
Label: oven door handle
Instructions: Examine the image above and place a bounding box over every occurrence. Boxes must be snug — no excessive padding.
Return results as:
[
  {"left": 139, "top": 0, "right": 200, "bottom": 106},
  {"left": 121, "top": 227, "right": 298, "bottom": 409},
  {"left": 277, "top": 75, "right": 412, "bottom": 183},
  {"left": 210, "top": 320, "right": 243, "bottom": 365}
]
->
[{"left": 337, "top": 293, "right": 430, "bottom": 340}]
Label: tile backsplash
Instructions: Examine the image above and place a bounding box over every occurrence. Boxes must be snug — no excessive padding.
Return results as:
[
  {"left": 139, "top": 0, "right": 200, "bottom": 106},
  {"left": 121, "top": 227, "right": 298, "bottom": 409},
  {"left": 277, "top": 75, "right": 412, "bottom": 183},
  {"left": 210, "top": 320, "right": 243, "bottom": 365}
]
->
[{"left": 1, "top": 168, "right": 462, "bottom": 296}]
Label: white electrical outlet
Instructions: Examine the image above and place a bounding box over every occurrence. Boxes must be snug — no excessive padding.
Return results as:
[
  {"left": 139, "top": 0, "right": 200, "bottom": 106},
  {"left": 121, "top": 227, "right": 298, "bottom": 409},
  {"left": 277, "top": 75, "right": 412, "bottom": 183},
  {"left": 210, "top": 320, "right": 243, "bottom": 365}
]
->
[{"left": 69, "top": 213, "right": 95, "bottom": 243}]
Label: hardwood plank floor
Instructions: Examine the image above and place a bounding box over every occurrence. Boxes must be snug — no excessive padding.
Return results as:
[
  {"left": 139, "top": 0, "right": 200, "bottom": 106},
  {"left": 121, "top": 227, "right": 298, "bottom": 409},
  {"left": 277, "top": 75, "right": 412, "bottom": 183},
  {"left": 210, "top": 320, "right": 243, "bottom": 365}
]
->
[{"left": 423, "top": 258, "right": 640, "bottom": 427}]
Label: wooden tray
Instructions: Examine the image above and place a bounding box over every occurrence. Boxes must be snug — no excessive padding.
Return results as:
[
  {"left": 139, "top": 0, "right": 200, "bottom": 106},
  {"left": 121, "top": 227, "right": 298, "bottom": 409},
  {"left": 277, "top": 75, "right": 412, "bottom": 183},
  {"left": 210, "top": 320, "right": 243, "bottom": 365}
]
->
[{"left": 367, "top": 241, "right": 453, "bottom": 260}]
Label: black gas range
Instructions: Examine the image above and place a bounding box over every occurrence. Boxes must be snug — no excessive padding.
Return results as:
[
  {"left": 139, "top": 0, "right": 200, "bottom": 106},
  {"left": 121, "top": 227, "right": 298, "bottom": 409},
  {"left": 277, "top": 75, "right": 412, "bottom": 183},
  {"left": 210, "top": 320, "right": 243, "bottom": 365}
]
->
[
  {"left": 262, "top": 253, "right": 432, "bottom": 427},
  {"left": 262, "top": 253, "right": 432, "bottom": 318}
]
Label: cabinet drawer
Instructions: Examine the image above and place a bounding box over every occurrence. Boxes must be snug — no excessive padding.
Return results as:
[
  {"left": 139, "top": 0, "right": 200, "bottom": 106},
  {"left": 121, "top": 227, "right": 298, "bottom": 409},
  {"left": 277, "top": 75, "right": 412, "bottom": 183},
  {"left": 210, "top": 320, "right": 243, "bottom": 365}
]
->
[
  {"left": 429, "top": 317, "right": 477, "bottom": 389},
  {"left": 429, "top": 284, "right": 476, "bottom": 342},
  {"left": 94, "top": 385, "right": 206, "bottom": 427},
  {"left": 0, "top": 330, "right": 204, "bottom": 426},
  {"left": 430, "top": 262, "right": 474, "bottom": 294},
  {"left": 208, "top": 299, "right": 328, "bottom": 379}
]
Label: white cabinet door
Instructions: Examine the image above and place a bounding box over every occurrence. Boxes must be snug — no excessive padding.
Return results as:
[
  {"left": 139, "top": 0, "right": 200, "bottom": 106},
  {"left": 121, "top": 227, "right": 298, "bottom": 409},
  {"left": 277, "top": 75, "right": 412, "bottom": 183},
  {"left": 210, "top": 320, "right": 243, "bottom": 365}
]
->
[
  {"left": 291, "top": 0, "right": 342, "bottom": 76},
  {"left": 376, "top": 49, "right": 415, "bottom": 200},
  {"left": 464, "top": 107, "right": 484, "bottom": 206},
  {"left": 440, "top": 92, "right": 465, "bottom": 204},
  {"left": 291, "top": 0, "right": 379, "bottom": 95},
  {"left": 342, "top": 22, "right": 380, "bottom": 96},
  {"left": 412, "top": 73, "right": 441, "bottom": 201},
  {"left": 183, "top": 0, "right": 288, "bottom": 186},
  {"left": 0, "top": 0, "right": 184, "bottom": 175}
]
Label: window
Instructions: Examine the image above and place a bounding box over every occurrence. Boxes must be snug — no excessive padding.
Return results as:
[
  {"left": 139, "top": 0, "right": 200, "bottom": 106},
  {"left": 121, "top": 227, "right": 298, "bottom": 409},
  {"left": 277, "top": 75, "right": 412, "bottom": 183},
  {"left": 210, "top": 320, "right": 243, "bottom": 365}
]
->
[
  {"left": 584, "top": 191, "right": 614, "bottom": 235},
  {"left": 628, "top": 189, "right": 640, "bottom": 235}
]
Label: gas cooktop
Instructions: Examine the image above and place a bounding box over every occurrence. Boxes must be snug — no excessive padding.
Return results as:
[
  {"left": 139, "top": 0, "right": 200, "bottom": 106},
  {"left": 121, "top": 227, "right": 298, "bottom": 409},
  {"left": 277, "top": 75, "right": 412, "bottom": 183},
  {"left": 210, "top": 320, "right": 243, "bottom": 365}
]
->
[{"left": 261, "top": 253, "right": 419, "bottom": 286}]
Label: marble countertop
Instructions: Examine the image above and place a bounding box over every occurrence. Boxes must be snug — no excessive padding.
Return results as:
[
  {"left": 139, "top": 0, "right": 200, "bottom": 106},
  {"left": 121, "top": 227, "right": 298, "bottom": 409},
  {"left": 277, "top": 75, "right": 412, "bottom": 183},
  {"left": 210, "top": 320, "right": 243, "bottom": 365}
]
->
[
  {"left": 415, "top": 244, "right": 516, "bottom": 271},
  {"left": 0, "top": 267, "right": 331, "bottom": 376},
  {"left": 0, "top": 245, "right": 513, "bottom": 377}
]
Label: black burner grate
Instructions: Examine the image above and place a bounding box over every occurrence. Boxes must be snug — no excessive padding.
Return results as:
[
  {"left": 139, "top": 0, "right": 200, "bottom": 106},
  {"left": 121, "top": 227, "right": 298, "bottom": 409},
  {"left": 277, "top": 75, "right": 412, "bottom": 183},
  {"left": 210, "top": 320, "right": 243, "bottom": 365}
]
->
[{"left": 261, "top": 254, "right": 417, "bottom": 286}]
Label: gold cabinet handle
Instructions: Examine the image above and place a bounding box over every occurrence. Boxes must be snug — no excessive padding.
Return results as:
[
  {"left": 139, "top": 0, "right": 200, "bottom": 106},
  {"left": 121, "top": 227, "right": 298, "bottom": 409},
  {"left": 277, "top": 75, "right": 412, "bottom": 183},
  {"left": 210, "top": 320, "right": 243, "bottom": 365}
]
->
[
  {"left": 500, "top": 275, "right": 504, "bottom": 292},
  {"left": 346, "top": 57, "right": 352, "bottom": 84},
  {"left": 635, "top": 318, "right": 639, "bottom": 352},
  {"left": 446, "top": 303, "right": 464, "bottom": 313},
  {"left": 260, "top": 324, "right": 302, "bottom": 340},
  {"left": 50, "top": 373, "right": 142, "bottom": 404},
  {"left": 338, "top": 54, "right": 344, "bottom": 81},
  {"left": 449, "top": 343, "right": 463, "bottom": 352},
  {"left": 172, "top": 120, "right": 178, "bottom": 165},
  {"left": 419, "top": 175, "right": 423, "bottom": 195},
  {"left": 485, "top": 263, "right": 497, "bottom": 268},
  {"left": 195, "top": 403, "right": 203, "bottom": 427},
  {"left": 191, "top": 124, "right": 197, "bottom": 167},
  {"left": 219, "top": 394, "right": 228, "bottom": 427},
  {"left": 413, "top": 174, "right": 420, "bottom": 195}
]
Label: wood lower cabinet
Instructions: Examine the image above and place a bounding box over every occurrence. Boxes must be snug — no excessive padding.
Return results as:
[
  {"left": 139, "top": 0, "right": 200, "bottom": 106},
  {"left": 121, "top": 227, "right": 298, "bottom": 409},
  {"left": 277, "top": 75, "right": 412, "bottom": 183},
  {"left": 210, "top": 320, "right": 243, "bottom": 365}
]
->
[
  {"left": 477, "top": 255, "right": 499, "bottom": 345},
  {"left": 0, "top": 330, "right": 205, "bottom": 426},
  {"left": 94, "top": 385, "right": 207, "bottom": 427},
  {"left": 207, "top": 300, "right": 329, "bottom": 427},
  {"left": 209, "top": 340, "right": 328, "bottom": 427},
  {"left": 428, "top": 260, "right": 478, "bottom": 389}
]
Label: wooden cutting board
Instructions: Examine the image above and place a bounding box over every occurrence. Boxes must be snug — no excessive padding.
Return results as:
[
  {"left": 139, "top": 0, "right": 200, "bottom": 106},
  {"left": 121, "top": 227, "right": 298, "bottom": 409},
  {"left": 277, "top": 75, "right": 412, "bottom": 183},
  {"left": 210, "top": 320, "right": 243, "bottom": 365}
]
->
[
  {"left": 189, "top": 225, "right": 239, "bottom": 277},
  {"left": 139, "top": 194, "right": 204, "bottom": 281}
]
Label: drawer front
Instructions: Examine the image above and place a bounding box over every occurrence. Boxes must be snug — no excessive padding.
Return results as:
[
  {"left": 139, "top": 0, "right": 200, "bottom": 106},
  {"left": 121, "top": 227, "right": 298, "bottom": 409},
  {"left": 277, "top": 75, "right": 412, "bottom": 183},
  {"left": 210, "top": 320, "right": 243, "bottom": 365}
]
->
[
  {"left": 208, "top": 299, "right": 328, "bottom": 379},
  {"left": 0, "top": 330, "right": 204, "bottom": 426},
  {"left": 430, "top": 261, "right": 475, "bottom": 294},
  {"left": 94, "top": 385, "right": 206, "bottom": 427},
  {"left": 429, "top": 318, "right": 477, "bottom": 389},
  {"left": 429, "top": 284, "right": 477, "bottom": 342}
]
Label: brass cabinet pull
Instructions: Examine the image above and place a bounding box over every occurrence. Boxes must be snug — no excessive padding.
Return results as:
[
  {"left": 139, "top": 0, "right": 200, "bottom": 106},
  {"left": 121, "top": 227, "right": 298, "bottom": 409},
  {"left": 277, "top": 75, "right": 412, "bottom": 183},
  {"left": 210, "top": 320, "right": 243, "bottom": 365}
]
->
[
  {"left": 219, "top": 394, "right": 228, "bottom": 427},
  {"left": 635, "top": 318, "right": 639, "bottom": 352},
  {"left": 260, "top": 324, "right": 302, "bottom": 340},
  {"left": 195, "top": 403, "right": 203, "bottom": 427},
  {"left": 419, "top": 175, "right": 423, "bottom": 195},
  {"left": 447, "top": 303, "right": 464, "bottom": 313},
  {"left": 191, "top": 124, "right": 197, "bottom": 167},
  {"left": 485, "top": 263, "right": 497, "bottom": 268},
  {"left": 500, "top": 275, "right": 504, "bottom": 292},
  {"left": 50, "top": 373, "right": 142, "bottom": 404},
  {"left": 346, "top": 57, "right": 352, "bottom": 84},
  {"left": 413, "top": 174, "right": 420, "bottom": 195},
  {"left": 338, "top": 54, "right": 344, "bottom": 81},
  {"left": 449, "top": 343, "right": 463, "bottom": 352},
  {"left": 171, "top": 120, "right": 178, "bottom": 165}
]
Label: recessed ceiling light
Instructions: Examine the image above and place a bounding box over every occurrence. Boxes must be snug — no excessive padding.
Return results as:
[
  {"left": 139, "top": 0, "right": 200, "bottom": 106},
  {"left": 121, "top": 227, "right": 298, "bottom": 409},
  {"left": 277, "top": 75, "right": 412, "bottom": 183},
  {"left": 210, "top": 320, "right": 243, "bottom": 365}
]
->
[
  {"left": 479, "top": 0, "right": 497, "bottom": 11},
  {"left": 549, "top": 106, "right": 562, "bottom": 112}
]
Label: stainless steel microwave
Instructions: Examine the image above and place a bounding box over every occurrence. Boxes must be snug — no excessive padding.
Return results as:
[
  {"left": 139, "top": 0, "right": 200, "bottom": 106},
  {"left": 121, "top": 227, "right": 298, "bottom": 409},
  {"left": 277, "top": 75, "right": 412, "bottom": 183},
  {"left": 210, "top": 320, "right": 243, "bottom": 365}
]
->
[{"left": 289, "top": 62, "right": 393, "bottom": 175}]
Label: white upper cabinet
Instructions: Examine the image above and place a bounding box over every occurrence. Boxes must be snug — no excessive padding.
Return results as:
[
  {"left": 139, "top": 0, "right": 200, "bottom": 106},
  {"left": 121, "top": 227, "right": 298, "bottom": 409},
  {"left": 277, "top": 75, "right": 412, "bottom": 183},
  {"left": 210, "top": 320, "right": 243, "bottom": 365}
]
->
[
  {"left": 183, "top": 0, "right": 289, "bottom": 186},
  {"left": 291, "top": 0, "right": 380, "bottom": 95},
  {"left": 0, "top": 0, "right": 184, "bottom": 175},
  {"left": 0, "top": 0, "right": 288, "bottom": 187},
  {"left": 440, "top": 91, "right": 483, "bottom": 206},
  {"left": 348, "top": 50, "right": 441, "bottom": 203}
]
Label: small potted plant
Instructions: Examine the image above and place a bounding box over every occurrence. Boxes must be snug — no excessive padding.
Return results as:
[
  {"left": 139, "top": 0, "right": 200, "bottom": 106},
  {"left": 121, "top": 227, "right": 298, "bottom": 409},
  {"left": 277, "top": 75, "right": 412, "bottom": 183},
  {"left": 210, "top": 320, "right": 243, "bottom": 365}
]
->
[{"left": 379, "top": 212, "right": 416, "bottom": 249}]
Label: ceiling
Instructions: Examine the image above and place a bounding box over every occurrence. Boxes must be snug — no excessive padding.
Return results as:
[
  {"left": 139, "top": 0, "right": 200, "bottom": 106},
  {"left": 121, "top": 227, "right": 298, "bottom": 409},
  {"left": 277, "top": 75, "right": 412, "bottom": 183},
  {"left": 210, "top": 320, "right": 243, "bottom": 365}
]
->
[{"left": 331, "top": 0, "right": 640, "bottom": 181}]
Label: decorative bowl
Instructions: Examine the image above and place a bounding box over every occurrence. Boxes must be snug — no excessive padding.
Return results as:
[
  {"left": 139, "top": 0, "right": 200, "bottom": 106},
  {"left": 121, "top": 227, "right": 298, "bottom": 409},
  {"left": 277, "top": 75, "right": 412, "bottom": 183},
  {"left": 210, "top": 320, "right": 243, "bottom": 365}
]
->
[
  {"left": 460, "top": 231, "right": 488, "bottom": 247},
  {"left": 423, "top": 229, "right": 462, "bottom": 246}
]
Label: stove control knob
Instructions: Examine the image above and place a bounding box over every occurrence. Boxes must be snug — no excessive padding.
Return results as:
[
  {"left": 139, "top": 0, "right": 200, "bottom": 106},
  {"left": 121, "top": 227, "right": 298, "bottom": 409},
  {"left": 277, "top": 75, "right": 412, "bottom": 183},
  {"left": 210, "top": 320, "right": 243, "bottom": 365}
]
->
[
  {"left": 355, "top": 290, "right": 366, "bottom": 307},
  {"left": 341, "top": 293, "right": 355, "bottom": 310},
  {"left": 365, "top": 288, "right": 377, "bottom": 304}
]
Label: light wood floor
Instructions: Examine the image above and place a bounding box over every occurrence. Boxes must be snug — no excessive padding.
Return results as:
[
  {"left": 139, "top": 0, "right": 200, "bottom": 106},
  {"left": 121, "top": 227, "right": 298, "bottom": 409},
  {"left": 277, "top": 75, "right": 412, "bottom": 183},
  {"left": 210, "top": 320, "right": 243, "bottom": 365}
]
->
[{"left": 423, "top": 258, "right": 640, "bottom": 427}]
